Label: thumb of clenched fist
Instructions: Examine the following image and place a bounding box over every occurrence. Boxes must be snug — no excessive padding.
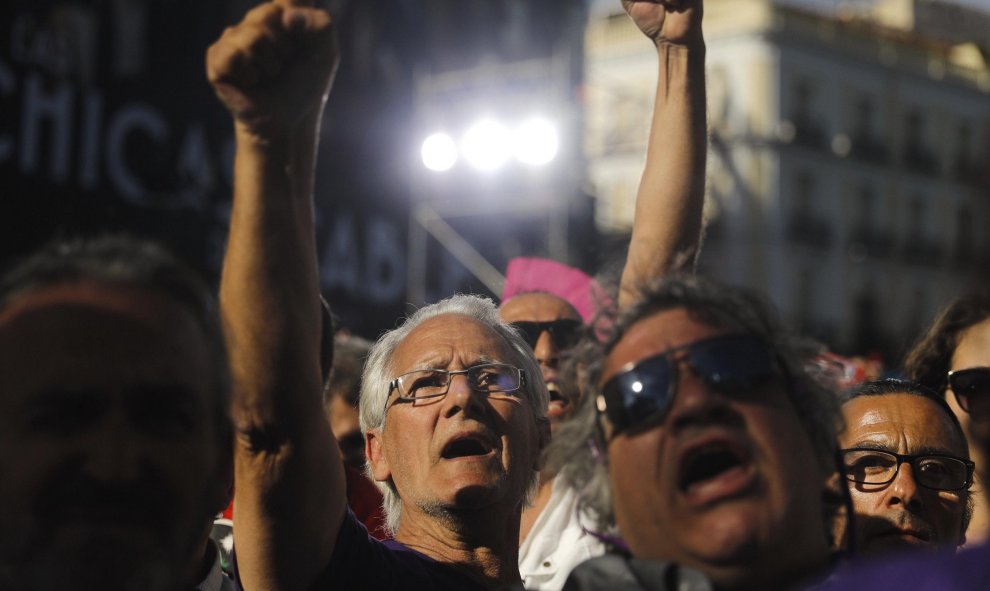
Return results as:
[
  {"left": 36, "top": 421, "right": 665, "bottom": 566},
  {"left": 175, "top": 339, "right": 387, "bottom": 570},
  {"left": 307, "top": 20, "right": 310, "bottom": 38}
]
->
[{"left": 206, "top": 0, "right": 339, "bottom": 138}]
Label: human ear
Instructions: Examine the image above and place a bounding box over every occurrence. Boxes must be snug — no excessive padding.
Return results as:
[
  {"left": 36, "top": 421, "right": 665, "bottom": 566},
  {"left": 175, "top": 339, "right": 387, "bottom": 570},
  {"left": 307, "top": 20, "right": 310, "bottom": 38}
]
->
[{"left": 365, "top": 429, "right": 391, "bottom": 482}]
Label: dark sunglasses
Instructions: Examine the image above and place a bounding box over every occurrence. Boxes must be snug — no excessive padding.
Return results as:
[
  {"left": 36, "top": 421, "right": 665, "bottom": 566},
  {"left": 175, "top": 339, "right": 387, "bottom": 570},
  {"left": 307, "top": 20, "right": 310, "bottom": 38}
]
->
[
  {"left": 597, "top": 333, "right": 778, "bottom": 437},
  {"left": 510, "top": 319, "right": 584, "bottom": 350},
  {"left": 948, "top": 367, "right": 990, "bottom": 418}
]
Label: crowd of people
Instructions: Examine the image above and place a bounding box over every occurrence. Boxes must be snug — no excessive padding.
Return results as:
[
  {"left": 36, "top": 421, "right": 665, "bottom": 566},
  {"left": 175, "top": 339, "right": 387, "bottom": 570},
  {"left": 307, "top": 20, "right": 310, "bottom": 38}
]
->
[{"left": 2, "top": 0, "right": 990, "bottom": 590}]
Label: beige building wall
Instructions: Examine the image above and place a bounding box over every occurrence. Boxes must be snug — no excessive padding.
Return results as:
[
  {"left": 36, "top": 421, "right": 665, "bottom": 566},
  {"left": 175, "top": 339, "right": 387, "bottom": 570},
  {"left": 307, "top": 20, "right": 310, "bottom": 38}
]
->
[{"left": 584, "top": 0, "right": 990, "bottom": 357}]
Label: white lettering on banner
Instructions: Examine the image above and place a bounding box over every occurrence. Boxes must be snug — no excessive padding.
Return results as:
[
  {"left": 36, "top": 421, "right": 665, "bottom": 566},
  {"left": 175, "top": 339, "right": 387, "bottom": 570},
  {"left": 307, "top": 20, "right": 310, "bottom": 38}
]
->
[
  {"left": 365, "top": 218, "right": 406, "bottom": 305},
  {"left": 321, "top": 213, "right": 408, "bottom": 305},
  {"left": 79, "top": 91, "right": 103, "bottom": 189},
  {"left": 322, "top": 213, "right": 361, "bottom": 292},
  {"left": 20, "top": 73, "right": 73, "bottom": 182},
  {"left": 106, "top": 103, "right": 168, "bottom": 202},
  {"left": 175, "top": 124, "right": 215, "bottom": 209},
  {"left": 0, "top": 60, "right": 230, "bottom": 212},
  {"left": 0, "top": 60, "right": 15, "bottom": 161}
]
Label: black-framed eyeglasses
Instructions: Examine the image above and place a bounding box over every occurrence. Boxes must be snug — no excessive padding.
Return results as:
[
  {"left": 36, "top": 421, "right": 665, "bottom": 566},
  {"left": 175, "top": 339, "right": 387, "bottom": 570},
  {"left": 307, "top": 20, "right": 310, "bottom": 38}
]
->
[
  {"left": 597, "top": 333, "right": 778, "bottom": 438},
  {"left": 841, "top": 448, "right": 975, "bottom": 492},
  {"left": 384, "top": 363, "right": 526, "bottom": 412},
  {"left": 947, "top": 367, "right": 990, "bottom": 418},
  {"left": 510, "top": 319, "right": 584, "bottom": 351}
]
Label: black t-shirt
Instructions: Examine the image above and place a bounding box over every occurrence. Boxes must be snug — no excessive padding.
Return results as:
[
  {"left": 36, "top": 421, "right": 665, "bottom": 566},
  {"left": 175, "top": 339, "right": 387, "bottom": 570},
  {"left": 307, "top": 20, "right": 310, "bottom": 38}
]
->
[{"left": 233, "top": 510, "right": 487, "bottom": 591}]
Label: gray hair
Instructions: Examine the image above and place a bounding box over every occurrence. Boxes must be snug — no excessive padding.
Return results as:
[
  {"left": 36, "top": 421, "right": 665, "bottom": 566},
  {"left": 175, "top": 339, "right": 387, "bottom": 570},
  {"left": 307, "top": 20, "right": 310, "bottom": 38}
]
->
[
  {"left": 359, "top": 293, "right": 549, "bottom": 535},
  {"left": 548, "top": 274, "right": 842, "bottom": 531}
]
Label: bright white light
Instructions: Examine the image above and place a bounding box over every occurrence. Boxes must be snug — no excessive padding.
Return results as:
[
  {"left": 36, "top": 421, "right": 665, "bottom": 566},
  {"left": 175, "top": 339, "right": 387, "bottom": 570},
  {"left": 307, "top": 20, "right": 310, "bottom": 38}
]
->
[
  {"left": 421, "top": 133, "right": 458, "bottom": 172},
  {"left": 462, "top": 119, "right": 511, "bottom": 171},
  {"left": 513, "top": 118, "right": 559, "bottom": 166},
  {"left": 631, "top": 381, "right": 643, "bottom": 394}
]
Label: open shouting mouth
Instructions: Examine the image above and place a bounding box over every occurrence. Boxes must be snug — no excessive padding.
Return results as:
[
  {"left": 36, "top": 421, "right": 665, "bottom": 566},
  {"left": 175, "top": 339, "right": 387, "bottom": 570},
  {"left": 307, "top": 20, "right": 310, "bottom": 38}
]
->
[{"left": 678, "top": 436, "right": 755, "bottom": 506}]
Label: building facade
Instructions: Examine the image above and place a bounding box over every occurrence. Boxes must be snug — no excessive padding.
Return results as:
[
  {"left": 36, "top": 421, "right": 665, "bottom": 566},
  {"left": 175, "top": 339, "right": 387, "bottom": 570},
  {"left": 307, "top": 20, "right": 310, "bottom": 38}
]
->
[{"left": 584, "top": 0, "right": 990, "bottom": 358}]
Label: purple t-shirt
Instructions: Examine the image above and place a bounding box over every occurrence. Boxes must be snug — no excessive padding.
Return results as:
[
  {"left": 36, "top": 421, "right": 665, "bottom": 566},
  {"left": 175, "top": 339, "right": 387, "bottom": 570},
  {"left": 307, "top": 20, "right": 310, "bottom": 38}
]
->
[
  {"left": 821, "top": 543, "right": 990, "bottom": 590},
  {"left": 234, "top": 509, "right": 487, "bottom": 590}
]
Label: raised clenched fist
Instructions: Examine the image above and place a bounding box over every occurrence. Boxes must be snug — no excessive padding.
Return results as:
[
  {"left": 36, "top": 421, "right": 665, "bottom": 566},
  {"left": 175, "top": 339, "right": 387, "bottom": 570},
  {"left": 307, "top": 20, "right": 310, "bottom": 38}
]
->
[
  {"left": 206, "top": 0, "right": 339, "bottom": 138},
  {"left": 621, "top": 0, "right": 703, "bottom": 47}
]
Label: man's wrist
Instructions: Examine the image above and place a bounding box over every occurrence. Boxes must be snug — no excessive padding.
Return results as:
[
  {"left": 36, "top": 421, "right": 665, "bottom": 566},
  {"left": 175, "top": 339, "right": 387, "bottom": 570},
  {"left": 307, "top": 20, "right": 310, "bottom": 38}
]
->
[
  {"left": 655, "top": 38, "right": 706, "bottom": 57},
  {"left": 235, "top": 114, "right": 320, "bottom": 154}
]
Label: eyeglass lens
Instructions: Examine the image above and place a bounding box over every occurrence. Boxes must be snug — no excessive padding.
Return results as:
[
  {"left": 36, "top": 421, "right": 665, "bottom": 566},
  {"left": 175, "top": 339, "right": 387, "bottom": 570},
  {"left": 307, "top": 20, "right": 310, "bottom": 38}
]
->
[
  {"left": 601, "top": 334, "right": 775, "bottom": 436},
  {"left": 398, "top": 364, "right": 519, "bottom": 400},
  {"left": 949, "top": 367, "right": 990, "bottom": 417},
  {"left": 843, "top": 449, "right": 970, "bottom": 491}
]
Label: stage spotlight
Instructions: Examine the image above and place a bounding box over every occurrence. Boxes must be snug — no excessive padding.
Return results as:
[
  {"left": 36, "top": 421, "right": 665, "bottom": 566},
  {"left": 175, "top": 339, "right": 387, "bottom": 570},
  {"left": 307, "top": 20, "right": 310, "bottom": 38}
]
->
[
  {"left": 462, "top": 119, "right": 511, "bottom": 171},
  {"left": 421, "top": 132, "right": 458, "bottom": 172},
  {"left": 513, "top": 117, "right": 559, "bottom": 166}
]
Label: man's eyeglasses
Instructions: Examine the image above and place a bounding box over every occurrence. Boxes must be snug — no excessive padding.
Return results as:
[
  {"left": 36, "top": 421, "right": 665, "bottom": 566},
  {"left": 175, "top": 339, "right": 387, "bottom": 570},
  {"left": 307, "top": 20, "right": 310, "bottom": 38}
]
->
[
  {"left": 510, "top": 319, "right": 584, "bottom": 351},
  {"left": 597, "top": 334, "right": 778, "bottom": 437},
  {"left": 947, "top": 367, "right": 990, "bottom": 418},
  {"left": 841, "top": 448, "right": 975, "bottom": 492},
  {"left": 385, "top": 363, "right": 526, "bottom": 412}
]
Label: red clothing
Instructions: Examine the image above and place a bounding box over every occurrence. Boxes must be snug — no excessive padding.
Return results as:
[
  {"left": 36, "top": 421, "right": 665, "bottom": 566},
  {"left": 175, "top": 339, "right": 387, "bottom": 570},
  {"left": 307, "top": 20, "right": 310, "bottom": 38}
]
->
[
  {"left": 345, "top": 464, "right": 388, "bottom": 540},
  {"left": 220, "top": 465, "right": 386, "bottom": 540}
]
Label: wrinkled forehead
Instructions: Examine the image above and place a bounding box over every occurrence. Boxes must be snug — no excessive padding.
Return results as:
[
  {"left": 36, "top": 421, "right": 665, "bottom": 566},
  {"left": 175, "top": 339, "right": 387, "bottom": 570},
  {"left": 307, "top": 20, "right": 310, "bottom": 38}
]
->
[
  {"left": 390, "top": 313, "right": 519, "bottom": 374},
  {"left": 841, "top": 393, "right": 969, "bottom": 456}
]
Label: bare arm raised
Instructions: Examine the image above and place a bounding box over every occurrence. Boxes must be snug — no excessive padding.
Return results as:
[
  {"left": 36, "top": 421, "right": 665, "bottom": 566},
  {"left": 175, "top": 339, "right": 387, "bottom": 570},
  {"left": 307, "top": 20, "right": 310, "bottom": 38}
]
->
[
  {"left": 617, "top": 0, "right": 707, "bottom": 311},
  {"left": 206, "top": 2, "right": 343, "bottom": 589}
]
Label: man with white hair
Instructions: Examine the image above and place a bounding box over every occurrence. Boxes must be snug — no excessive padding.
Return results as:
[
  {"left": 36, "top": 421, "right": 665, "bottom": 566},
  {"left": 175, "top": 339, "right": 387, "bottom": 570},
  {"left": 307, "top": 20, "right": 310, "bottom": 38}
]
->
[{"left": 207, "top": 0, "right": 549, "bottom": 588}]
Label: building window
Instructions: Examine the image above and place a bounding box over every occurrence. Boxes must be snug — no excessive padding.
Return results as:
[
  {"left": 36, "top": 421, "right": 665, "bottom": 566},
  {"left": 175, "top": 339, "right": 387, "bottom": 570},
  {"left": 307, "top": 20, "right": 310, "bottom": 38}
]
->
[
  {"left": 795, "top": 268, "right": 815, "bottom": 331},
  {"left": 795, "top": 172, "right": 813, "bottom": 217},
  {"left": 787, "top": 172, "right": 830, "bottom": 247},
  {"left": 907, "top": 196, "right": 924, "bottom": 238},
  {"left": 851, "top": 96, "right": 886, "bottom": 163},
  {"left": 903, "top": 109, "right": 937, "bottom": 174},
  {"left": 859, "top": 185, "right": 876, "bottom": 230},
  {"left": 791, "top": 80, "right": 824, "bottom": 148},
  {"left": 904, "top": 195, "right": 941, "bottom": 264},
  {"left": 955, "top": 122, "right": 973, "bottom": 181},
  {"left": 849, "top": 184, "right": 891, "bottom": 258},
  {"left": 956, "top": 206, "right": 974, "bottom": 264}
]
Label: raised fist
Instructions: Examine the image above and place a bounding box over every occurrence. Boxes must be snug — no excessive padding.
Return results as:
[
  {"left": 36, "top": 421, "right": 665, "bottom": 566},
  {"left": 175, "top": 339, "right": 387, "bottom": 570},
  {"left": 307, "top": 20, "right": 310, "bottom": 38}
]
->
[
  {"left": 206, "top": 0, "right": 339, "bottom": 138},
  {"left": 621, "top": 0, "right": 703, "bottom": 46}
]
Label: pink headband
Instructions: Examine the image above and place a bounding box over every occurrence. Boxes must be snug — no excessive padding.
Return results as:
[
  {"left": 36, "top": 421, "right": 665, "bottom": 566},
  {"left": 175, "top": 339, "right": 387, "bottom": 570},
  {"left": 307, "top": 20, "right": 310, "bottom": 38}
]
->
[{"left": 501, "top": 257, "right": 611, "bottom": 324}]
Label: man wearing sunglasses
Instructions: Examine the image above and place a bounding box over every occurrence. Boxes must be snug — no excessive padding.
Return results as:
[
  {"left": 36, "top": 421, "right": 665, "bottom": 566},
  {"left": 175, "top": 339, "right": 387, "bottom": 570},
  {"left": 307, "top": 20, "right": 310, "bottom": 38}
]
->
[
  {"left": 551, "top": 275, "right": 841, "bottom": 590},
  {"left": 506, "top": 0, "right": 709, "bottom": 586},
  {"left": 500, "top": 283, "right": 589, "bottom": 429},
  {"left": 837, "top": 379, "right": 972, "bottom": 557}
]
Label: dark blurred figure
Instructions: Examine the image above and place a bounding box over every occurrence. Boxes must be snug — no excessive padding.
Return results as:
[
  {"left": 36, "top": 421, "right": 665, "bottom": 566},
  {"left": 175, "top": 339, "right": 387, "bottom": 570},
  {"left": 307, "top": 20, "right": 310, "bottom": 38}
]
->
[
  {"left": 322, "top": 332, "right": 387, "bottom": 539},
  {"left": 837, "top": 379, "right": 972, "bottom": 557},
  {"left": 0, "top": 237, "right": 233, "bottom": 591},
  {"left": 904, "top": 292, "right": 990, "bottom": 546},
  {"left": 324, "top": 333, "right": 371, "bottom": 470},
  {"left": 555, "top": 275, "right": 841, "bottom": 590}
]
